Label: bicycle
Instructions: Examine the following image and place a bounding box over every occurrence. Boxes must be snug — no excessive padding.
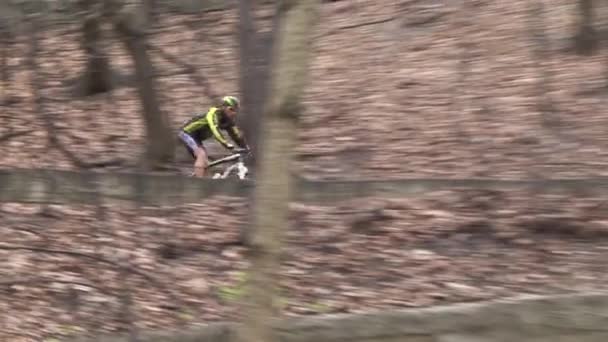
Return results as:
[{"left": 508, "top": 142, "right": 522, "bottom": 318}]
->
[{"left": 205, "top": 147, "right": 251, "bottom": 180}]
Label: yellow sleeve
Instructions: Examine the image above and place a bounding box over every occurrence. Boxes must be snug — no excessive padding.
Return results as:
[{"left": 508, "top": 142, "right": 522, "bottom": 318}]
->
[
  {"left": 182, "top": 116, "right": 206, "bottom": 134},
  {"left": 228, "top": 125, "right": 247, "bottom": 148},
  {"left": 205, "top": 108, "right": 230, "bottom": 148}
]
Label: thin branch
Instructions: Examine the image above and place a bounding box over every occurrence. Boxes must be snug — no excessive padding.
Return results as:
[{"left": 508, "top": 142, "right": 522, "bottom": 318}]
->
[
  {"left": 0, "top": 130, "right": 32, "bottom": 142},
  {"left": 49, "top": 126, "right": 124, "bottom": 168},
  {"left": 26, "top": 18, "right": 123, "bottom": 170},
  {"left": 456, "top": 0, "right": 491, "bottom": 176},
  {"left": 538, "top": 322, "right": 608, "bottom": 333},
  {"left": 2, "top": 225, "right": 44, "bottom": 237},
  {"left": 525, "top": 0, "right": 593, "bottom": 181},
  {"left": 1, "top": 277, "right": 114, "bottom": 296},
  {"left": 25, "top": 20, "right": 77, "bottom": 164},
  {"left": 405, "top": 12, "right": 447, "bottom": 27},
  {"left": 319, "top": 16, "right": 397, "bottom": 38},
  {"left": 527, "top": 0, "right": 565, "bottom": 136},
  {"left": 0, "top": 329, "right": 40, "bottom": 340},
  {"left": 19, "top": 18, "right": 124, "bottom": 169},
  {"left": 353, "top": 16, "right": 395, "bottom": 30},
  {"left": 448, "top": 0, "right": 474, "bottom": 148},
  {"left": 147, "top": 41, "right": 217, "bottom": 99},
  {"left": 53, "top": 137, "right": 123, "bottom": 169},
  {"left": 0, "top": 244, "right": 184, "bottom": 307}
]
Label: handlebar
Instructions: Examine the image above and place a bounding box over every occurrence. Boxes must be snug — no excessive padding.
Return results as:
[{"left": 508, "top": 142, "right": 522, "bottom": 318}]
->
[
  {"left": 207, "top": 148, "right": 251, "bottom": 168},
  {"left": 232, "top": 147, "right": 250, "bottom": 154}
]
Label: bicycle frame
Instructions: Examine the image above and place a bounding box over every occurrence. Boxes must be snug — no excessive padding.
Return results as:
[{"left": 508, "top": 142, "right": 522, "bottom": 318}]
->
[{"left": 207, "top": 151, "right": 249, "bottom": 180}]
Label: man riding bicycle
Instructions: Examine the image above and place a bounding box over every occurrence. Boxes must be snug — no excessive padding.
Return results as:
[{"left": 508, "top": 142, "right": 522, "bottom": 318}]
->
[{"left": 178, "top": 96, "right": 248, "bottom": 178}]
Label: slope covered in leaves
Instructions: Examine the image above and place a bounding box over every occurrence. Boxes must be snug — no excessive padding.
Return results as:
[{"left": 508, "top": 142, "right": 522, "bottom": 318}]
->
[
  {"left": 2, "top": 0, "right": 608, "bottom": 179},
  {"left": 3, "top": 190, "right": 608, "bottom": 340},
  {"left": 2, "top": 0, "right": 608, "bottom": 341}
]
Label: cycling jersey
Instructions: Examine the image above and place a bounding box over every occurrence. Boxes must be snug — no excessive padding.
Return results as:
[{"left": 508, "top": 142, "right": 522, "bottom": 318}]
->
[{"left": 180, "top": 106, "right": 246, "bottom": 151}]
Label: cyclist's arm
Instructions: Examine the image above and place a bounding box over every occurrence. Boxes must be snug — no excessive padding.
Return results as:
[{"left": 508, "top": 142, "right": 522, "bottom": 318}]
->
[
  {"left": 206, "top": 110, "right": 232, "bottom": 149},
  {"left": 227, "top": 125, "right": 248, "bottom": 149}
]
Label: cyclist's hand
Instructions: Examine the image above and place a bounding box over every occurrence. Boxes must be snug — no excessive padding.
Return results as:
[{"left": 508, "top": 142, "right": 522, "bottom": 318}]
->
[{"left": 226, "top": 143, "right": 235, "bottom": 150}]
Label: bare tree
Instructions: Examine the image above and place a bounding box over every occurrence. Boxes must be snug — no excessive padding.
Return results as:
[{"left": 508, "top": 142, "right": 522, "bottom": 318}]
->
[
  {"left": 0, "top": 26, "right": 10, "bottom": 106},
  {"left": 238, "top": 0, "right": 280, "bottom": 169},
  {"left": 0, "top": 1, "right": 20, "bottom": 106},
  {"left": 574, "top": 0, "right": 597, "bottom": 55},
  {"left": 112, "top": 0, "right": 175, "bottom": 169},
  {"left": 26, "top": 13, "right": 119, "bottom": 169},
  {"left": 236, "top": 1, "right": 320, "bottom": 342},
  {"left": 78, "top": 0, "right": 113, "bottom": 95},
  {"left": 237, "top": 0, "right": 282, "bottom": 245}
]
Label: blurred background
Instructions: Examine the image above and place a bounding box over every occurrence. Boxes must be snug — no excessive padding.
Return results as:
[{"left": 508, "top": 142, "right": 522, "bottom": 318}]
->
[{"left": 2, "top": 0, "right": 608, "bottom": 341}]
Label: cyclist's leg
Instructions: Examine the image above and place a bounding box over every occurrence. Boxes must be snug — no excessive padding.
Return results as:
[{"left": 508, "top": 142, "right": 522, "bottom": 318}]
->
[
  {"left": 178, "top": 131, "right": 208, "bottom": 177},
  {"left": 193, "top": 146, "right": 208, "bottom": 177},
  {"left": 178, "top": 131, "right": 198, "bottom": 158}
]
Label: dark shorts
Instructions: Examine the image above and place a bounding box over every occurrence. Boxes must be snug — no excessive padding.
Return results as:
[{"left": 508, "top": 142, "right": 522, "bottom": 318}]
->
[{"left": 178, "top": 131, "right": 206, "bottom": 159}]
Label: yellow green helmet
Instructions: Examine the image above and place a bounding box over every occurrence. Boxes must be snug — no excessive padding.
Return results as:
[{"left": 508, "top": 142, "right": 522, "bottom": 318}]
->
[{"left": 222, "top": 95, "right": 240, "bottom": 109}]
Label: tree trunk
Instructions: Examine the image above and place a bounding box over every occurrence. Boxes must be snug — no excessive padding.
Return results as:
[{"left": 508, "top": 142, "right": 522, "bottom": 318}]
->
[
  {"left": 80, "top": 0, "right": 113, "bottom": 95},
  {"left": 238, "top": 0, "right": 280, "bottom": 170},
  {"left": 236, "top": 1, "right": 320, "bottom": 342},
  {"left": 0, "top": 2, "right": 17, "bottom": 106},
  {"left": 237, "top": 0, "right": 281, "bottom": 245},
  {"left": 574, "top": 0, "right": 597, "bottom": 55},
  {"left": 238, "top": 0, "right": 257, "bottom": 155},
  {"left": 114, "top": 5, "right": 174, "bottom": 169},
  {"left": 1, "top": 27, "right": 9, "bottom": 105}
]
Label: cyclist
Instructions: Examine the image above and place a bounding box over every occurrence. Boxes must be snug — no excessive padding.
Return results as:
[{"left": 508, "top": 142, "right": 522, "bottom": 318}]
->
[{"left": 178, "top": 96, "right": 248, "bottom": 177}]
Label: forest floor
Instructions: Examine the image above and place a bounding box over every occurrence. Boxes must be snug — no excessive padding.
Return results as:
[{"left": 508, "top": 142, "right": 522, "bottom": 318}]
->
[{"left": 3, "top": 1, "right": 608, "bottom": 341}]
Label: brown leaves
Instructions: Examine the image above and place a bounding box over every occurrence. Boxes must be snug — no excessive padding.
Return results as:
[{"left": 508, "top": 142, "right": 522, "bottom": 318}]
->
[
  {"left": 3, "top": 189, "right": 608, "bottom": 340},
  {"left": 3, "top": 0, "right": 608, "bottom": 340}
]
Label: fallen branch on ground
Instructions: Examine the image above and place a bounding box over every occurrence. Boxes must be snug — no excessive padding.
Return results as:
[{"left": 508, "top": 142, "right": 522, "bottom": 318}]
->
[
  {"left": 0, "top": 244, "right": 184, "bottom": 307},
  {"left": 319, "top": 16, "right": 397, "bottom": 38},
  {"left": 0, "top": 130, "right": 32, "bottom": 142},
  {"left": 0, "top": 277, "right": 114, "bottom": 296}
]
